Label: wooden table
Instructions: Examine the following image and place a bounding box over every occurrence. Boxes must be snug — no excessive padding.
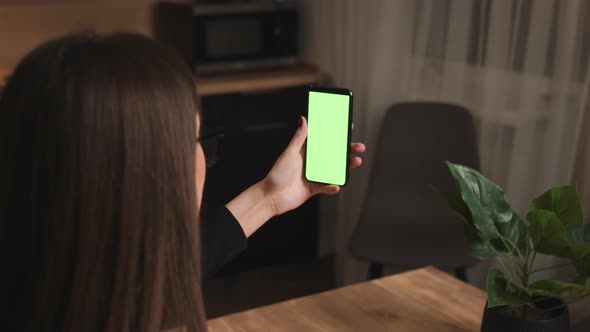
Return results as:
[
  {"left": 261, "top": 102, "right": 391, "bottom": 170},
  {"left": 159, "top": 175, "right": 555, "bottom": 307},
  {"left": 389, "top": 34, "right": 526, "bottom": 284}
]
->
[{"left": 208, "top": 267, "right": 486, "bottom": 332}]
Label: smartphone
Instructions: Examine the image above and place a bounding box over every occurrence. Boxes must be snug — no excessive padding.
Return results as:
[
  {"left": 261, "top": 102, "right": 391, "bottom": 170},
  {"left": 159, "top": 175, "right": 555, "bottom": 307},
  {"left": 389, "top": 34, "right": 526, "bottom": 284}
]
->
[{"left": 305, "top": 86, "right": 353, "bottom": 186}]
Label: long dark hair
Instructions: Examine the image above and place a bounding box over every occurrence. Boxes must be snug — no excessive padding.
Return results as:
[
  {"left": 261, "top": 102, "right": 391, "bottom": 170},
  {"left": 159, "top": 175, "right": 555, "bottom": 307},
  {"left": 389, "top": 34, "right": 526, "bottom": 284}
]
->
[{"left": 0, "top": 33, "right": 205, "bottom": 331}]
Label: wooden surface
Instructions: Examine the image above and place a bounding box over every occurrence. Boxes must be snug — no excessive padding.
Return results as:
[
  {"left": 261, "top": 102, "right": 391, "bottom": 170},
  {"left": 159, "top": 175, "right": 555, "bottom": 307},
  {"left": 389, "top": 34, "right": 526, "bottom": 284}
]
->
[
  {"left": 195, "top": 64, "right": 320, "bottom": 96},
  {"left": 0, "top": 66, "right": 9, "bottom": 87},
  {"left": 207, "top": 267, "right": 486, "bottom": 332},
  {"left": 0, "top": 1, "right": 153, "bottom": 69}
]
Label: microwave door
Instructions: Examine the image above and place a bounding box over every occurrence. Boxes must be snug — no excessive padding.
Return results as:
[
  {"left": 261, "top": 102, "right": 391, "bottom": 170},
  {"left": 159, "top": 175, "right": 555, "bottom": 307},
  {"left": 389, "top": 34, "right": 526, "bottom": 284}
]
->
[
  {"left": 206, "top": 17, "right": 263, "bottom": 60},
  {"left": 193, "top": 10, "right": 297, "bottom": 73}
]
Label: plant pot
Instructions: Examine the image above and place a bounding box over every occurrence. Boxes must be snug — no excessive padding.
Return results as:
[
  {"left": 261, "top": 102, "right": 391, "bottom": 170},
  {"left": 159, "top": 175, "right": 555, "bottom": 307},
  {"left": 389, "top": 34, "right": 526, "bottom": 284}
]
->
[{"left": 481, "top": 298, "right": 570, "bottom": 332}]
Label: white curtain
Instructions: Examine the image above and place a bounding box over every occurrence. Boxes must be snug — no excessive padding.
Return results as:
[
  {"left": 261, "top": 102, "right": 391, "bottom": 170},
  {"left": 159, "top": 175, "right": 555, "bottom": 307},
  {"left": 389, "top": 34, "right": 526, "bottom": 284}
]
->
[{"left": 301, "top": 0, "right": 590, "bottom": 296}]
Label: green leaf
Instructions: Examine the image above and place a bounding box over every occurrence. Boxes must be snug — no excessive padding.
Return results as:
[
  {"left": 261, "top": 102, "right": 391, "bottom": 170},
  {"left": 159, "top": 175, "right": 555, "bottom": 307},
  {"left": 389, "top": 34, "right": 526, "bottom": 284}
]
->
[
  {"left": 464, "top": 223, "right": 502, "bottom": 259},
  {"left": 446, "top": 162, "right": 525, "bottom": 256},
  {"left": 486, "top": 268, "right": 533, "bottom": 308},
  {"left": 438, "top": 189, "right": 516, "bottom": 258},
  {"left": 529, "top": 278, "right": 590, "bottom": 301},
  {"left": 570, "top": 223, "right": 590, "bottom": 245},
  {"left": 569, "top": 243, "right": 590, "bottom": 277},
  {"left": 532, "top": 186, "right": 583, "bottom": 232},
  {"left": 498, "top": 213, "right": 528, "bottom": 254},
  {"left": 438, "top": 189, "right": 494, "bottom": 258},
  {"left": 529, "top": 211, "right": 590, "bottom": 276},
  {"left": 446, "top": 162, "right": 513, "bottom": 240},
  {"left": 528, "top": 209, "right": 570, "bottom": 257},
  {"left": 437, "top": 189, "right": 472, "bottom": 223}
]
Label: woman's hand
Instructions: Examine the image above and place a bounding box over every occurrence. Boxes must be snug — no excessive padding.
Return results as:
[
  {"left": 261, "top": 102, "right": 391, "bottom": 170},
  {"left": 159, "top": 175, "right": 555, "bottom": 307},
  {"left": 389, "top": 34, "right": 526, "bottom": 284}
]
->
[
  {"left": 261, "top": 116, "right": 365, "bottom": 216},
  {"left": 227, "top": 116, "right": 365, "bottom": 237}
]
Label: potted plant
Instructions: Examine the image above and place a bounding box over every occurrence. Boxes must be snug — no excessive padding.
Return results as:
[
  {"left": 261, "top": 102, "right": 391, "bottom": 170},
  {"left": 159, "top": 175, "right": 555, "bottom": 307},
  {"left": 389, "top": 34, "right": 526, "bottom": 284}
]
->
[{"left": 442, "top": 162, "right": 590, "bottom": 332}]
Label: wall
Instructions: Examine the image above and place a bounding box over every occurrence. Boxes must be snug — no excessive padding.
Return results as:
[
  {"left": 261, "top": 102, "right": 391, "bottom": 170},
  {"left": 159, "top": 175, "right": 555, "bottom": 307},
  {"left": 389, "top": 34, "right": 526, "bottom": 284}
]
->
[{"left": 0, "top": 0, "right": 154, "bottom": 69}]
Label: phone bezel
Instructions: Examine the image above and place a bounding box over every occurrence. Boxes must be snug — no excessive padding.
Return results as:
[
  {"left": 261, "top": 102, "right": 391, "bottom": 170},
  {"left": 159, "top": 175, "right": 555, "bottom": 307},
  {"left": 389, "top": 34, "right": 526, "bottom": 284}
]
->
[{"left": 304, "top": 85, "right": 354, "bottom": 187}]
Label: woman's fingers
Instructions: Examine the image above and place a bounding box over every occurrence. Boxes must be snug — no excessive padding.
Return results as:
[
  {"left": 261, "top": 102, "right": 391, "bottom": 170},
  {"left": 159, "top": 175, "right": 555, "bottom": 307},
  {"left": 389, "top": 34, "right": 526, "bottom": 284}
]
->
[
  {"left": 347, "top": 142, "right": 365, "bottom": 168},
  {"left": 350, "top": 156, "right": 362, "bottom": 168},
  {"left": 351, "top": 142, "right": 366, "bottom": 155},
  {"left": 311, "top": 183, "right": 340, "bottom": 195}
]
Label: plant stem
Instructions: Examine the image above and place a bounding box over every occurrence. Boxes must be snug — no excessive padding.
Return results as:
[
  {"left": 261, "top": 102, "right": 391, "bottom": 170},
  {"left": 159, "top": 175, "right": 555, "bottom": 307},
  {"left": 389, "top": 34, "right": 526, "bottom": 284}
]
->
[
  {"left": 494, "top": 229, "right": 526, "bottom": 266},
  {"left": 523, "top": 234, "right": 537, "bottom": 288},
  {"left": 495, "top": 233, "right": 514, "bottom": 255},
  {"left": 529, "top": 251, "right": 537, "bottom": 273},
  {"left": 485, "top": 242, "right": 515, "bottom": 279},
  {"left": 522, "top": 252, "right": 529, "bottom": 287},
  {"left": 505, "top": 237, "right": 525, "bottom": 260},
  {"left": 522, "top": 233, "right": 531, "bottom": 287},
  {"left": 497, "top": 258, "right": 511, "bottom": 279}
]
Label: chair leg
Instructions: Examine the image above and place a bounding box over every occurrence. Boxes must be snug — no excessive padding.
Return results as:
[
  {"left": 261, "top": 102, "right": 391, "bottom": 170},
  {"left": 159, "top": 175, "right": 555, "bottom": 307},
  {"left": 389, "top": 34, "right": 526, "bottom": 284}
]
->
[
  {"left": 455, "top": 267, "right": 467, "bottom": 282},
  {"left": 368, "top": 262, "right": 383, "bottom": 280}
]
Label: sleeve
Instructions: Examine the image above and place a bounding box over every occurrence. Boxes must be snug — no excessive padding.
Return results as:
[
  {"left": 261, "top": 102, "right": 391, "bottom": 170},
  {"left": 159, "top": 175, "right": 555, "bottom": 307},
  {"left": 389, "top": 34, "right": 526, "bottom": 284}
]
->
[{"left": 200, "top": 207, "right": 248, "bottom": 279}]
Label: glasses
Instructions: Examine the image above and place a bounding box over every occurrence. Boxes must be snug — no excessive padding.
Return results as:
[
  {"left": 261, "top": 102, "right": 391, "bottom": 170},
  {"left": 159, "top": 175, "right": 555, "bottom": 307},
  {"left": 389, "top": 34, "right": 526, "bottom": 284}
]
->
[{"left": 197, "top": 128, "right": 224, "bottom": 168}]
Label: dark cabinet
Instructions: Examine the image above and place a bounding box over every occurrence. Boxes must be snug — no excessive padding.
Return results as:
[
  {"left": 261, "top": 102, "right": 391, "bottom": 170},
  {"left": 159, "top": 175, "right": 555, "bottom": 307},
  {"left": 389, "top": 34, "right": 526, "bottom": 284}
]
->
[{"left": 201, "top": 85, "right": 318, "bottom": 275}]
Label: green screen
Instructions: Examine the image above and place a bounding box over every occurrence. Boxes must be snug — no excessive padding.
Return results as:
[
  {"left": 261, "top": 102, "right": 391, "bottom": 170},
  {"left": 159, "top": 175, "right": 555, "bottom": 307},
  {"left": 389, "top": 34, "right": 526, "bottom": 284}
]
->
[{"left": 305, "top": 90, "right": 350, "bottom": 186}]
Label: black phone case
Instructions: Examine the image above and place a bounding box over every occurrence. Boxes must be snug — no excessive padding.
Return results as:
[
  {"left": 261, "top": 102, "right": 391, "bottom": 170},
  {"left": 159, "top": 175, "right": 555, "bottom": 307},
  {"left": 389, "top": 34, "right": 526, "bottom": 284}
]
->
[{"left": 304, "top": 85, "right": 354, "bottom": 187}]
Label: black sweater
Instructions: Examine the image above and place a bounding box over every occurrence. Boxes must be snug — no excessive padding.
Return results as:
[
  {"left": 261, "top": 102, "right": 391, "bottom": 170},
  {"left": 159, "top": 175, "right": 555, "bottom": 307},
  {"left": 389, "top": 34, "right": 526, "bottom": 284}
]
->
[{"left": 200, "top": 207, "right": 247, "bottom": 279}]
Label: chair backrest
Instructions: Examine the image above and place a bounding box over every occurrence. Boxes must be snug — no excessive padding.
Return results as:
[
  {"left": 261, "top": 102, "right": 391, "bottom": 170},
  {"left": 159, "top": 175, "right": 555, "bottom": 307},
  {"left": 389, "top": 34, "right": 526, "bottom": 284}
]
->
[
  {"left": 350, "top": 102, "right": 480, "bottom": 268},
  {"left": 367, "top": 102, "right": 479, "bottom": 198}
]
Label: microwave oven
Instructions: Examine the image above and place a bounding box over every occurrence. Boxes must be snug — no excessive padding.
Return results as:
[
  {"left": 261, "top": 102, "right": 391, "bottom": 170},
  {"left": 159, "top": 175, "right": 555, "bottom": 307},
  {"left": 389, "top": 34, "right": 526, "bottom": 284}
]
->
[{"left": 192, "top": 0, "right": 298, "bottom": 74}]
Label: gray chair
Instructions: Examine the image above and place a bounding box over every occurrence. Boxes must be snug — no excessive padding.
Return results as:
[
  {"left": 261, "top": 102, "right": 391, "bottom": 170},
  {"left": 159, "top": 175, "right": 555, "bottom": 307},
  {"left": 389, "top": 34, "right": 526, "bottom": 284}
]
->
[{"left": 350, "top": 102, "right": 480, "bottom": 281}]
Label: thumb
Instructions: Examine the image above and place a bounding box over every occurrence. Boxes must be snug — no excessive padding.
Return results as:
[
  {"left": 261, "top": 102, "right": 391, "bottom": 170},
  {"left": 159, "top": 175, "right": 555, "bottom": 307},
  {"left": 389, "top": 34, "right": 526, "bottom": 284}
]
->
[{"left": 287, "top": 116, "right": 308, "bottom": 152}]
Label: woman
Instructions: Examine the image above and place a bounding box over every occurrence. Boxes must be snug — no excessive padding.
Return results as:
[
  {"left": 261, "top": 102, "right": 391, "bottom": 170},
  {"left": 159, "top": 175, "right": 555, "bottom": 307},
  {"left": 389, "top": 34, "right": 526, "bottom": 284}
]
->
[{"left": 0, "top": 33, "right": 364, "bottom": 331}]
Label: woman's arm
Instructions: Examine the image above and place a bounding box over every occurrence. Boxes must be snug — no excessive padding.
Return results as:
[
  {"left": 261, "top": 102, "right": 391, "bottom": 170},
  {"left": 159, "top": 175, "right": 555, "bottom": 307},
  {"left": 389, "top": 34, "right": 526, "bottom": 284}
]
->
[
  {"left": 226, "top": 116, "right": 365, "bottom": 238},
  {"left": 200, "top": 207, "right": 247, "bottom": 279},
  {"left": 201, "top": 117, "right": 364, "bottom": 278},
  {"left": 225, "top": 181, "right": 275, "bottom": 237}
]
